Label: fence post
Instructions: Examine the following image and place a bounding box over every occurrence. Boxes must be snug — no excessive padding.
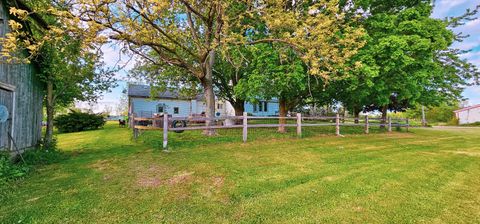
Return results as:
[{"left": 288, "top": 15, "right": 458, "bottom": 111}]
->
[
  {"left": 406, "top": 118, "right": 409, "bottom": 132},
  {"left": 132, "top": 113, "right": 137, "bottom": 139},
  {"left": 296, "top": 113, "right": 302, "bottom": 138},
  {"left": 388, "top": 117, "right": 392, "bottom": 132},
  {"left": 163, "top": 113, "right": 168, "bottom": 150},
  {"left": 335, "top": 113, "right": 340, "bottom": 136},
  {"left": 133, "top": 128, "right": 138, "bottom": 139},
  {"left": 243, "top": 112, "right": 248, "bottom": 143},
  {"left": 365, "top": 115, "right": 369, "bottom": 134},
  {"left": 421, "top": 105, "right": 426, "bottom": 127}
]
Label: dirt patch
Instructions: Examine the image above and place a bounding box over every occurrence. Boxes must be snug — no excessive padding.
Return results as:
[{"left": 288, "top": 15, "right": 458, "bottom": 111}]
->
[
  {"left": 89, "top": 159, "right": 113, "bottom": 171},
  {"left": 137, "top": 177, "right": 162, "bottom": 188},
  {"left": 103, "top": 175, "right": 112, "bottom": 181},
  {"left": 212, "top": 176, "right": 225, "bottom": 188},
  {"left": 135, "top": 166, "right": 194, "bottom": 188},
  {"left": 167, "top": 172, "right": 194, "bottom": 185},
  {"left": 353, "top": 206, "right": 364, "bottom": 212},
  {"left": 135, "top": 165, "right": 171, "bottom": 188},
  {"left": 323, "top": 176, "right": 338, "bottom": 181},
  {"left": 200, "top": 176, "right": 229, "bottom": 203}
]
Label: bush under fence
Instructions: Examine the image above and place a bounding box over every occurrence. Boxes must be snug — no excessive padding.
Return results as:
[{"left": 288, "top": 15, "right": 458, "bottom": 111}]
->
[{"left": 131, "top": 113, "right": 410, "bottom": 150}]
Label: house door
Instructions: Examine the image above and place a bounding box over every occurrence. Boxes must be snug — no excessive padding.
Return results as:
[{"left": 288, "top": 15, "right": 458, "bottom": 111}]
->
[{"left": 0, "top": 87, "right": 13, "bottom": 151}]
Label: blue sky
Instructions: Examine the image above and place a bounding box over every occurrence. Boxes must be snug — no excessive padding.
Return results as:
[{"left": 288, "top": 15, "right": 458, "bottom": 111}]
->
[{"left": 89, "top": 1, "right": 480, "bottom": 113}]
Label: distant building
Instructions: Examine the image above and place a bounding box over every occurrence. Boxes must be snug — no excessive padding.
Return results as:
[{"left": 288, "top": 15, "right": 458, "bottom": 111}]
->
[
  {"left": 127, "top": 84, "right": 279, "bottom": 118},
  {"left": 454, "top": 104, "right": 480, "bottom": 125}
]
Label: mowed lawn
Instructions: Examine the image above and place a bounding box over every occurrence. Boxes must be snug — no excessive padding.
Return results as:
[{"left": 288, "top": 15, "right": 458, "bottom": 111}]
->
[{"left": 1, "top": 123, "right": 480, "bottom": 223}]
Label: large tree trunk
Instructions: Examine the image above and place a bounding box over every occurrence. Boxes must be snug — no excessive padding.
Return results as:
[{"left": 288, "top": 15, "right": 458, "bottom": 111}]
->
[
  {"left": 353, "top": 107, "right": 360, "bottom": 124},
  {"left": 232, "top": 100, "right": 245, "bottom": 116},
  {"left": 231, "top": 100, "right": 245, "bottom": 125},
  {"left": 380, "top": 105, "right": 388, "bottom": 128},
  {"left": 201, "top": 50, "right": 217, "bottom": 136},
  {"left": 278, "top": 98, "right": 287, "bottom": 133},
  {"left": 44, "top": 81, "right": 55, "bottom": 148}
]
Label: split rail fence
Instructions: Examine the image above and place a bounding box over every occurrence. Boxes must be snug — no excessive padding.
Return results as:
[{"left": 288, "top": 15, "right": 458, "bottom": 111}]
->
[{"left": 131, "top": 112, "right": 410, "bottom": 150}]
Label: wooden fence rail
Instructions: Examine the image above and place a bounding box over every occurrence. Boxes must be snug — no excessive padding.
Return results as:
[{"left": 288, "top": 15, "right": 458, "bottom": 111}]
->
[{"left": 131, "top": 113, "right": 410, "bottom": 150}]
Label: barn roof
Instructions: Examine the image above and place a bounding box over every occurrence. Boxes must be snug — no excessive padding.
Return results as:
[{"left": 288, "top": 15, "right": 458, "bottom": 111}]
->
[
  {"left": 128, "top": 84, "right": 204, "bottom": 101},
  {"left": 454, "top": 104, "right": 480, "bottom": 113}
]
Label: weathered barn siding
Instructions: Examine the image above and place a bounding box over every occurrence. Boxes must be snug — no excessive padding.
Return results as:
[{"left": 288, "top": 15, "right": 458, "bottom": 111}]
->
[{"left": 0, "top": 1, "right": 44, "bottom": 151}]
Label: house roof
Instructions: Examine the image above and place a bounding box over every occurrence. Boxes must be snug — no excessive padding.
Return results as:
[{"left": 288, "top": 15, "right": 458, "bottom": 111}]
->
[
  {"left": 128, "top": 84, "right": 204, "bottom": 101},
  {"left": 454, "top": 104, "right": 480, "bottom": 113}
]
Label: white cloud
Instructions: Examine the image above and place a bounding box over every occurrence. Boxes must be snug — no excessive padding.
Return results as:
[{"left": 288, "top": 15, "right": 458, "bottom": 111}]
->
[
  {"left": 454, "top": 40, "right": 479, "bottom": 51},
  {"left": 76, "top": 42, "right": 138, "bottom": 108},
  {"left": 465, "top": 18, "right": 480, "bottom": 29},
  {"left": 100, "top": 43, "right": 137, "bottom": 78},
  {"left": 461, "top": 51, "right": 480, "bottom": 59},
  {"left": 433, "top": 0, "right": 472, "bottom": 18}
]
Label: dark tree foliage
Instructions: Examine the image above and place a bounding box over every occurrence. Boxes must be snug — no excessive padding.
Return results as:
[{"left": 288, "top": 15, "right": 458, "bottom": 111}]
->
[
  {"left": 54, "top": 111, "right": 106, "bottom": 133},
  {"left": 333, "top": 1, "right": 479, "bottom": 120}
]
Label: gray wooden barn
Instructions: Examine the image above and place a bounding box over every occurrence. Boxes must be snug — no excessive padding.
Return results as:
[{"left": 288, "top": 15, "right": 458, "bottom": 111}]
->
[{"left": 0, "top": 0, "right": 44, "bottom": 152}]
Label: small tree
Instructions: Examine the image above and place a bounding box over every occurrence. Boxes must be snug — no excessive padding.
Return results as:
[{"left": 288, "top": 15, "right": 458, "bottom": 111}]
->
[
  {"left": 1, "top": 1, "right": 115, "bottom": 147},
  {"left": 39, "top": 38, "right": 115, "bottom": 147}
]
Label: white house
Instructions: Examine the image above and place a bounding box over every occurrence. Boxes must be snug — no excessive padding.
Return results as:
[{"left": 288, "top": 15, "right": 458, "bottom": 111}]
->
[
  {"left": 454, "top": 104, "right": 480, "bottom": 125},
  {"left": 128, "top": 84, "right": 279, "bottom": 118}
]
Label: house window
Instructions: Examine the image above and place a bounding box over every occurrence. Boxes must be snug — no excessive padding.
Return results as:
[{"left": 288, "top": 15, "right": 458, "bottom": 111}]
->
[
  {"left": 263, "top": 102, "right": 268, "bottom": 112},
  {"left": 253, "top": 104, "right": 257, "bottom": 112},
  {"left": 217, "top": 103, "right": 223, "bottom": 110},
  {"left": 259, "top": 102, "right": 263, "bottom": 112},
  {"left": 174, "top": 107, "right": 179, "bottom": 114},
  {"left": 157, "top": 104, "right": 164, "bottom": 113}
]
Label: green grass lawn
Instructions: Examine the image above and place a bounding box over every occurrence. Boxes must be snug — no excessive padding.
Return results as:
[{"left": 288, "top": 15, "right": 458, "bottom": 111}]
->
[{"left": 1, "top": 123, "right": 480, "bottom": 223}]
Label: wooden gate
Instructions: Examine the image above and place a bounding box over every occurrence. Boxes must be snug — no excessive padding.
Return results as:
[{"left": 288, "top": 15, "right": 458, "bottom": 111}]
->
[{"left": 0, "top": 83, "right": 14, "bottom": 151}]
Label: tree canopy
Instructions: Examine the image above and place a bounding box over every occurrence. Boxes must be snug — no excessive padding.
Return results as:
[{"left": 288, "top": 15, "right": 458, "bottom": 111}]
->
[{"left": 1, "top": 0, "right": 479, "bottom": 134}]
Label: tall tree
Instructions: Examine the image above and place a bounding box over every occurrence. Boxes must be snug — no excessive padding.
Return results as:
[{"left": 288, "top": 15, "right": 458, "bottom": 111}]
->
[
  {"left": 1, "top": 0, "right": 115, "bottom": 147},
  {"left": 212, "top": 46, "right": 253, "bottom": 117},
  {"left": 70, "top": 0, "right": 364, "bottom": 134},
  {"left": 4, "top": 0, "right": 365, "bottom": 137},
  {"left": 235, "top": 44, "right": 307, "bottom": 132},
  {"left": 338, "top": 1, "right": 479, "bottom": 123},
  {"left": 39, "top": 39, "right": 114, "bottom": 147}
]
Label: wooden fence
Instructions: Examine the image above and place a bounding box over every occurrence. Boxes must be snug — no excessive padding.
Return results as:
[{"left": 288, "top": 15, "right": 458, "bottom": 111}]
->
[{"left": 131, "top": 112, "right": 409, "bottom": 150}]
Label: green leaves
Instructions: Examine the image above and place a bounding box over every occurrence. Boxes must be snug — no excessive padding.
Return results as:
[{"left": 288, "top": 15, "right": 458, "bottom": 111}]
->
[{"left": 234, "top": 44, "right": 307, "bottom": 103}]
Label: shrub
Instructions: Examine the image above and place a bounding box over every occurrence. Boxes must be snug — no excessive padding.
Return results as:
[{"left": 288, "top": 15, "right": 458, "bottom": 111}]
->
[
  {"left": 39, "top": 137, "right": 57, "bottom": 150},
  {"left": 0, "top": 153, "right": 29, "bottom": 184},
  {"left": 0, "top": 148, "right": 65, "bottom": 184},
  {"left": 55, "top": 111, "right": 106, "bottom": 133},
  {"left": 462, "top": 121, "right": 480, "bottom": 127},
  {"left": 448, "top": 117, "right": 459, "bottom": 126},
  {"left": 22, "top": 149, "right": 65, "bottom": 166}
]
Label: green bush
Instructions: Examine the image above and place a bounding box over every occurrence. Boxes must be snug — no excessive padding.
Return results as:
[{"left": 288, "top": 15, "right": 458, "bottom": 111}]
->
[
  {"left": 55, "top": 111, "right": 106, "bottom": 133},
  {"left": 462, "top": 121, "right": 480, "bottom": 127},
  {"left": 448, "top": 117, "right": 459, "bottom": 126},
  {"left": 0, "top": 148, "right": 65, "bottom": 184},
  {"left": 22, "top": 149, "right": 65, "bottom": 166},
  {"left": 0, "top": 153, "right": 29, "bottom": 183}
]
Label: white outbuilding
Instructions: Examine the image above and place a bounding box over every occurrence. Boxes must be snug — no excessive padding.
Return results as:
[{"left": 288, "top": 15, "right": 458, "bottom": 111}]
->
[{"left": 454, "top": 104, "right": 480, "bottom": 125}]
